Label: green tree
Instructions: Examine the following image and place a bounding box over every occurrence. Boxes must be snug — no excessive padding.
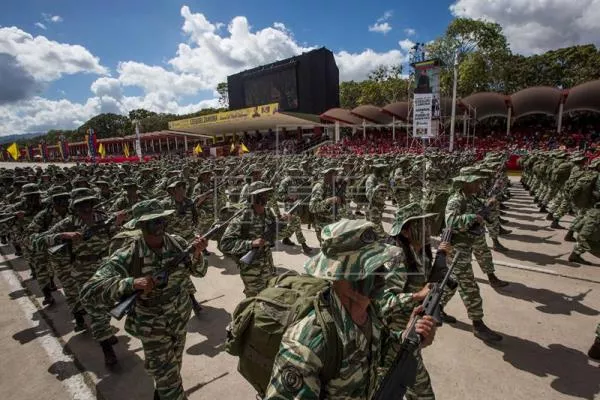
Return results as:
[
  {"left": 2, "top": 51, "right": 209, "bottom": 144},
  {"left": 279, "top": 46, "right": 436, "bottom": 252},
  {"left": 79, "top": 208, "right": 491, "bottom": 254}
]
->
[{"left": 216, "top": 82, "right": 229, "bottom": 108}]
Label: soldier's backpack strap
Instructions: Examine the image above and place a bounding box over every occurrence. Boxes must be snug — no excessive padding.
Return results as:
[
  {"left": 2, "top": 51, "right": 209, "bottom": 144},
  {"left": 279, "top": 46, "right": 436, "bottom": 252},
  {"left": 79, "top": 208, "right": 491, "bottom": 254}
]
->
[
  {"left": 130, "top": 238, "right": 144, "bottom": 278},
  {"left": 314, "top": 288, "right": 343, "bottom": 394}
]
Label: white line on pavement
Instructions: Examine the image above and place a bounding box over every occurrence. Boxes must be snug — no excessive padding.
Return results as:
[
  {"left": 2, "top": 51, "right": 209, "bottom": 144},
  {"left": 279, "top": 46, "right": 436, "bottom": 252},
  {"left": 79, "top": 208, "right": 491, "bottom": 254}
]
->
[{"left": 0, "top": 268, "right": 96, "bottom": 400}]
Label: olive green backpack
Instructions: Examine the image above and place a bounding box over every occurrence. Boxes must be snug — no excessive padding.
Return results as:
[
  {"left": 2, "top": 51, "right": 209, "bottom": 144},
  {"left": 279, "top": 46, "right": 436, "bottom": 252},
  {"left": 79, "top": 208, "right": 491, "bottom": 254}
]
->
[{"left": 224, "top": 271, "right": 342, "bottom": 397}]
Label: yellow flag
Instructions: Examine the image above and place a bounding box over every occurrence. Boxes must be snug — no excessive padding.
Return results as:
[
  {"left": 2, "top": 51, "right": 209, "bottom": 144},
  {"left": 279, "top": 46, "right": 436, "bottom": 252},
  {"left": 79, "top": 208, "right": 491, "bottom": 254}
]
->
[
  {"left": 123, "top": 143, "right": 130, "bottom": 157},
  {"left": 98, "top": 143, "right": 106, "bottom": 158},
  {"left": 230, "top": 142, "right": 235, "bottom": 152},
  {"left": 241, "top": 143, "right": 250, "bottom": 153},
  {"left": 193, "top": 144, "right": 202, "bottom": 155},
  {"left": 7, "top": 142, "right": 19, "bottom": 160}
]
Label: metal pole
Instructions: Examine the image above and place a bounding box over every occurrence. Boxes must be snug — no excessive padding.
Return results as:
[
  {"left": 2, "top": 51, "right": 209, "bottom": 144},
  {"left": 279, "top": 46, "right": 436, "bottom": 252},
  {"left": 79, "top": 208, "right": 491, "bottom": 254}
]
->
[
  {"left": 557, "top": 102, "right": 564, "bottom": 133},
  {"left": 335, "top": 121, "right": 340, "bottom": 143},
  {"left": 184, "top": 135, "right": 188, "bottom": 152},
  {"left": 392, "top": 116, "right": 396, "bottom": 141},
  {"left": 363, "top": 119, "right": 366, "bottom": 140},
  {"left": 449, "top": 51, "right": 458, "bottom": 152},
  {"left": 506, "top": 107, "right": 512, "bottom": 136}
]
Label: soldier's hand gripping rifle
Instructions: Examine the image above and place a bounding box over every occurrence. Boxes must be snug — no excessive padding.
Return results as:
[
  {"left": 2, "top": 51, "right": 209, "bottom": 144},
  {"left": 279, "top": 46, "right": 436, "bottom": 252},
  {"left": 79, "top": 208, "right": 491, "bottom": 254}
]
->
[
  {"left": 239, "top": 194, "right": 310, "bottom": 265},
  {"left": 469, "top": 197, "right": 493, "bottom": 236},
  {"left": 372, "top": 251, "right": 460, "bottom": 400},
  {"left": 332, "top": 178, "right": 347, "bottom": 221},
  {"left": 109, "top": 207, "right": 245, "bottom": 320}
]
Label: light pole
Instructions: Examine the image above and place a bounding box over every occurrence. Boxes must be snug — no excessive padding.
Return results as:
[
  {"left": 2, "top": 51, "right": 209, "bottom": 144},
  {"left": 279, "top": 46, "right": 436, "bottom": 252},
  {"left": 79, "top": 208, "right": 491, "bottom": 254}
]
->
[{"left": 449, "top": 50, "right": 459, "bottom": 152}]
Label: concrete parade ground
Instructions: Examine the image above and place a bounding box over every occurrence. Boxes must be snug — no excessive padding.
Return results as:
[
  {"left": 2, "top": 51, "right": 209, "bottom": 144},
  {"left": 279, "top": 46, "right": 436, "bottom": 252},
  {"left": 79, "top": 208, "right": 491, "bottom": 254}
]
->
[{"left": 0, "top": 168, "right": 599, "bottom": 400}]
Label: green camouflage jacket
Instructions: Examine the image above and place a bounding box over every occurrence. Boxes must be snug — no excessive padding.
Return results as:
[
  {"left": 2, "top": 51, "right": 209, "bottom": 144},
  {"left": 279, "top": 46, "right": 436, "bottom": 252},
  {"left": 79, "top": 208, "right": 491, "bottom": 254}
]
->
[{"left": 265, "top": 290, "right": 383, "bottom": 400}]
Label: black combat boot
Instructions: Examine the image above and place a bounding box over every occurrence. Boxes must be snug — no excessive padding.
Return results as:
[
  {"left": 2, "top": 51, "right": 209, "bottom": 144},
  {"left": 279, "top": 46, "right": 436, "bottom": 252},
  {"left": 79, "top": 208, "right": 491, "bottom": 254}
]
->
[
  {"left": 564, "top": 230, "right": 575, "bottom": 242},
  {"left": 472, "top": 320, "right": 503, "bottom": 342},
  {"left": 499, "top": 227, "right": 512, "bottom": 235},
  {"left": 499, "top": 203, "right": 508, "bottom": 210},
  {"left": 545, "top": 213, "right": 554, "bottom": 221},
  {"left": 73, "top": 310, "right": 86, "bottom": 332},
  {"left": 440, "top": 310, "right": 456, "bottom": 324},
  {"left": 0, "top": 235, "right": 7, "bottom": 245},
  {"left": 539, "top": 205, "right": 548, "bottom": 213},
  {"left": 568, "top": 252, "right": 592, "bottom": 265},
  {"left": 42, "top": 285, "right": 55, "bottom": 307},
  {"left": 48, "top": 277, "right": 57, "bottom": 291},
  {"left": 588, "top": 337, "right": 600, "bottom": 361},
  {"left": 154, "top": 389, "right": 161, "bottom": 400},
  {"left": 202, "top": 249, "right": 212, "bottom": 256},
  {"left": 301, "top": 242, "right": 312, "bottom": 255},
  {"left": 106, "top": 335, "right": 119, "bottom": 346},
  {"left": 550, "top": 219, "right": 564, "bottom": 229},
  {"left": 499, "top": 217, "right": 509, "bottom": 224},
  {"left": 492, "top": 238, "right": 508, "bottom": 252},
  {"left": 281, "top": 237, "right": 296, "bottom": 246},
  {"left": 14, "top": 243, "right": 22, "bottom": 256},
  {"left": 487, "top": 273, "right": 509, "bottom": 288},
  {"left": 100, "top": 338, "right": 118, "bottom": 367}
]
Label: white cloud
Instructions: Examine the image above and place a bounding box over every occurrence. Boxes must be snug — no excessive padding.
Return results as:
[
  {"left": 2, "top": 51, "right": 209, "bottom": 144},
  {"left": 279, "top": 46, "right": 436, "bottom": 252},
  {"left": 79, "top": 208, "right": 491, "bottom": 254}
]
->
[
  {"left": 369, "top": 10, "right": 393, "bottom": 34},
  {"left": 404, "top": 28, "right": 416, "bottom": 36},
  {"left": 399, "top": 39, "right": 415, "bottom": 51},
  {"left": 368, "top": 22, "right": 392, "bottom": 34},
  {"left": 335, "top": 49, "right": 406, "bottom": 81},
  {"left": 1, "top": 6, "right": 414, "bottom": 134},
  {"left": 450, "top": 0, "right": 600, "bottom": 54},
  {"left": 0, "top": 26, "right": 109, "bottom": 82},
  {"left": 42, "top": 13, "right": 63, "bottom": 23},
  {"left": 34, "top": 22, "right": 47, "bottom": 30}
]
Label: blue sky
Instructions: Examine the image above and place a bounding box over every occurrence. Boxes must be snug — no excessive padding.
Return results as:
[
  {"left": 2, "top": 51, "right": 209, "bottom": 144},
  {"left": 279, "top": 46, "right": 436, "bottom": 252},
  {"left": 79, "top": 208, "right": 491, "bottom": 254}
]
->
[{"left": 0, "top": 0, "right": 596, "bottom": 134}]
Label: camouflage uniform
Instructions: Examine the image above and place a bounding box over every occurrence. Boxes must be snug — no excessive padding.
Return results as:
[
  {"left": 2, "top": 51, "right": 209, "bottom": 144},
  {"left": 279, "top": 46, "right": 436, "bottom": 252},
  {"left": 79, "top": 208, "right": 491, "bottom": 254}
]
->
[
  {"left": 276, "top": 169, "right": 308, "bottom": 247},
  {"left": 309, "top": 170, "right": 339, "bottom": 244},
  {"left": 220, "top": 182, "right": 278, "bottom": 297},
  {"left": 266, "top": 220, "right": 404, "bottom": 400},
  {"left": 441, "top": 177, "right": 485, "bottom": 321},
  {"left": 43, "top": 190, "right": 119, "bottom": 345},
  {"left": 365, "top": 165, "right": 388, "bottom": 238},
  {"left": 81, "top": 200, "right": 207, "bottom": 400},
  {"left": 376, "top": 203, "right": 438, "bottom": 400},
  {"left": 569, "top": 203, "right": 600, "bottom": 264}
]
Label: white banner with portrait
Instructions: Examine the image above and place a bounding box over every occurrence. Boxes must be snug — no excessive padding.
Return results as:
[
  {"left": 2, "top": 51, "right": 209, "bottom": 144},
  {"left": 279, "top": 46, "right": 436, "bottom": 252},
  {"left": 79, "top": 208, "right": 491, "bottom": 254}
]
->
[{"left": 413, "top": 93, "right": 434, "bottom": 138}]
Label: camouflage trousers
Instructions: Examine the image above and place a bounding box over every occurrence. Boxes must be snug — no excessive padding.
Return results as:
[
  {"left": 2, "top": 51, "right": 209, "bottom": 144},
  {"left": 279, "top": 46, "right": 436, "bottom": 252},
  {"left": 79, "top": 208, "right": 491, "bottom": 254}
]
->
[
  {"left": 596, "top": 322, "right": 600, "bottom": 339},
  {"left": 570, "top": 209, "right": 588, "bottom": 233},
  {"left": 75, "top": 260, "right": 116, "bottom": 342},
  {"left": 51, "top": 258, "right": 80, "bottom": 313},
  {"left": 30, "top": 251, "right": 53, "bottom": 290},
  {"left": 485, "top": 203, "right": 500, "bottom": 241},
  {"left": 541, "top": 185, "right": 560, "bottom": 206},
  {"left": 238, "top": 255, "right": 277, "bottom": 297},
  {"left": 441, "top": 242, "right": 484, "bottom": 321},
  {"left": 279, "top": 215, "right": 306, "bottom": 244},
  {"left": 366, "top": 203, "right": 386, "bottom": 238},
  {"left": 422, "top": 191, "right": 449, "bottom": 236},
  {"left": 473, "top": 235, "right": 495, "bottom": 275},
  {"left": 573, "top": 237, "right": 600, "bottom": 258},
  {"left": 139, "top": 300, "right": 191, "bottom": 400},
  {"left": 552, "top": 191, "right": 571, "bottom": 220}
]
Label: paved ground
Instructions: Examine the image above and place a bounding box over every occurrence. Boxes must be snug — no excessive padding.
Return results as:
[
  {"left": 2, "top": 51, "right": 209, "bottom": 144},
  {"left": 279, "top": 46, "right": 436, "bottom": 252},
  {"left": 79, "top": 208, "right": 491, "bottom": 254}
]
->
[{"left": 1, "top": 176, "right": 599, "bottom": 400}]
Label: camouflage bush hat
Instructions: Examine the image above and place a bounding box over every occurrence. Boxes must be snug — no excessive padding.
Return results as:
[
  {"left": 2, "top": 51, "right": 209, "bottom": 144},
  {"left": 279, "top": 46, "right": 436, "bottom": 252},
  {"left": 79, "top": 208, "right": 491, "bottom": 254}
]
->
[
  {"left": 321, "top": 167, "right": 340, "bottom": 175},
  {"left": 248, "top": 181, "right": 273, "bottom": 196},
  {"left": 50, "top": 186, "right": 70, "bottom": 200},
  {"left": 123, "top": 199, "right": 175, "bottom": 229},
  {"left": 21, "top": 183, "right": 42, "bottom": 197},
  {"left": 166, "top": 176, "right": 186, "bottom": 189},
  {"left": 452, "top": 175, "right": 485, "bottom": 184},
  {"left": 304, "top": 219, "right": 402, "bottom": 282},
  {"left": 122, "top": 179, "right": 138, "bottom": 188},
  {"left": 390, "top": 203, "right": 438, "bottom": 236},
  {"left": 70, "top": 187, "right": 99, "bottom": 207}
]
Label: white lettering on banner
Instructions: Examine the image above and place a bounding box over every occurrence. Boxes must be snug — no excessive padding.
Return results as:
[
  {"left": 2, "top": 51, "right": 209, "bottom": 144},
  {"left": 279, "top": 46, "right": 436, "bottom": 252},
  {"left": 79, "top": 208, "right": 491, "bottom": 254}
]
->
[{"left": 413, "top": 93, "right": 433, "bottom": 138}]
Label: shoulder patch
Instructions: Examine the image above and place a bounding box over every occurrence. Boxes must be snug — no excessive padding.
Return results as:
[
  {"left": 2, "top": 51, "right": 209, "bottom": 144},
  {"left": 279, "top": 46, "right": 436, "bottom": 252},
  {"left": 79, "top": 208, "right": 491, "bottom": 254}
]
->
[{"left": 281, "top": 364, "right": 304, "bottom": 394}]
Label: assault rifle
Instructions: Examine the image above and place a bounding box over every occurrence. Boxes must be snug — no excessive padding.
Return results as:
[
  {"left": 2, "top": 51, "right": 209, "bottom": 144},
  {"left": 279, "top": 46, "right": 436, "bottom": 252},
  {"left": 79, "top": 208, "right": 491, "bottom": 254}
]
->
[
  {"left": 332, "top": 178, "right": 347, "bottom": 221},
  {"left": 372, "top": 251, "right": 460, "bottom": 400},
  {"left": 469, "top": 197, "right": 493, "bottom": 236},
  {"left": 239, "top": 195, "right": 310, "bottom": 265},
  {"left": 109, "top": 207, "right": 245, "bottom": 320},
  {"left": 193, "top": 179, "right": 228, "bottom": 207},
  {"left": 427, "top": 228, "right": 458, "bottom": 290}
]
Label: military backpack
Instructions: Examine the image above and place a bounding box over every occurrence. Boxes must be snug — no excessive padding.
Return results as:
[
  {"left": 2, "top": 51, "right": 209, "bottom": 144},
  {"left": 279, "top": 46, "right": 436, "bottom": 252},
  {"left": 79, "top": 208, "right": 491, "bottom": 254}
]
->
[{"left": 224, "top": 271, "right": 342, "bottom": 397}]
